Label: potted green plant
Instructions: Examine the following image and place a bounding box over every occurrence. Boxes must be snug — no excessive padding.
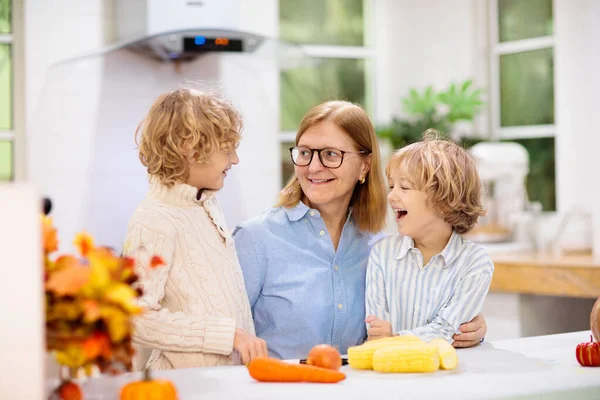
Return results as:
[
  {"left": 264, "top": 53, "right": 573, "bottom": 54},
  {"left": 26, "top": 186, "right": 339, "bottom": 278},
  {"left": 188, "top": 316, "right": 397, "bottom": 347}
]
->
[{"left": 377, "top": 79, "right": 485, "bottom": 148}]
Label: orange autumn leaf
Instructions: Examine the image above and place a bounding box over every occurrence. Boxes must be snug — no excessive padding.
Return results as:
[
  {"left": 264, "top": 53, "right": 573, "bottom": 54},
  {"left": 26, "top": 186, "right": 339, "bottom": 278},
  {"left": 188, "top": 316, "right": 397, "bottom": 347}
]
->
[
  {"left": 104, "top": 284, "right": 142, "bottom": 314},
  {"left": 41, "top": 216, "right": 59, "bottom": 254},
  {"left": 46, "top": 262, "right": 91, "bottom": 296},
  {"left": 100, "top": 305, "right": 130, "bottom": 342},
  {"left": 88, "top": 247, "right": 120, "bottom": 269},
  {"left": 82, "top": 299, "right": 101, "bottom": 322},
  {"left": 87, "top": 247, "right": 122, "bottom": 284},
  {"left": 122, "top": 257, "right": 135, "bottom": 271},
  {"left": 54, "top": 344, "right": 87, "bottom": 369},
  {"left": 54, "top": 254, "right": 80, "bottom": 270},
  {"left": 82, "top": 332, "right": 112, "bottom": 359},
  {"left": 74, "top": 232, "right": 95, "bottom": 257},
  {"left": 150, "top": 255, "right": 166, "bottom": 269}
]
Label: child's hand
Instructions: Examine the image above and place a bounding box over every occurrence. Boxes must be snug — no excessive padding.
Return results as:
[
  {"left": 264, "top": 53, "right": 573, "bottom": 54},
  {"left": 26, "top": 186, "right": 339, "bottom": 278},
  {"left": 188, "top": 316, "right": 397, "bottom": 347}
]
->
[
  {"left": 452, "top": 313, "right": 487, "bottom": 348},
  {"left": 365, "top": 315, "right": 393, "bottom": 340},
  {"left": 233, "top": 328, "right": 268, "bottom": 364}
]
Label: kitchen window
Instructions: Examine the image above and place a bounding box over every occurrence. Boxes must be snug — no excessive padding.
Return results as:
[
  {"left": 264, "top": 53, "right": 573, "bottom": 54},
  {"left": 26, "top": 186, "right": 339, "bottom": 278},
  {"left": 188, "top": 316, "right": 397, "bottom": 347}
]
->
[{"left": 490, "top": 0, "right": 556, "bottom": 211}]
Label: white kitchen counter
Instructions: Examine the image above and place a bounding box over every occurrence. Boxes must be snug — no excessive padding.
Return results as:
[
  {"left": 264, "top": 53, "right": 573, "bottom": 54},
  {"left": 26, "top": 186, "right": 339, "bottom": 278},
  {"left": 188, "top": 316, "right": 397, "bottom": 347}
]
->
[{"left": 78, "top": 330, "right": 600, "bottom": 399}]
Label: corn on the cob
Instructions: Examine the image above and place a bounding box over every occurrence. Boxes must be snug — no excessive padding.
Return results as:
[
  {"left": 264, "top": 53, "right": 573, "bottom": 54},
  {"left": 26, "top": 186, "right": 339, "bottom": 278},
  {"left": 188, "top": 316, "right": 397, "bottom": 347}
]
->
[
  {"left": 429, "top": 338, "right": 458, "bottom": 370},
  {"left": 372, "top": 342, "right": 440, "bottom": 373},
  {"left": 347, "top": 335, "right": 423, "bottom": 370}
]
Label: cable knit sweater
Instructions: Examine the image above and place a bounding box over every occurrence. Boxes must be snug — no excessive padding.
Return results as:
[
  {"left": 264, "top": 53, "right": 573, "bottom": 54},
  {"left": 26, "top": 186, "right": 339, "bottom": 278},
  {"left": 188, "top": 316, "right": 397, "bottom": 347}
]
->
[{"left": 123, "top": 179, "right": 255, "bottom": 370}]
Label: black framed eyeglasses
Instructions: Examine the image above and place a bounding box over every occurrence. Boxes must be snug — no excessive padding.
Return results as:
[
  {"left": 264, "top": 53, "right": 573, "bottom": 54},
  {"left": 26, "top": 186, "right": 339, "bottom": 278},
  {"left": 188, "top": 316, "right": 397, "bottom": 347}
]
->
[{"left": 289, "top": 146, "right": 369, "bottom": 169}]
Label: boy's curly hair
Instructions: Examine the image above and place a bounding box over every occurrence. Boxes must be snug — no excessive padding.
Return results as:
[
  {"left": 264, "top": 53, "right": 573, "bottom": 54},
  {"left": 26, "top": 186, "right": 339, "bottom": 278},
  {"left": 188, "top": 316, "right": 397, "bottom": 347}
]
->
[
  {"left": 386, "top": 129, "right": 486, "bottom": 234},
  {"left": 135, "top": 88, "right": 242, "bottom": 187}
]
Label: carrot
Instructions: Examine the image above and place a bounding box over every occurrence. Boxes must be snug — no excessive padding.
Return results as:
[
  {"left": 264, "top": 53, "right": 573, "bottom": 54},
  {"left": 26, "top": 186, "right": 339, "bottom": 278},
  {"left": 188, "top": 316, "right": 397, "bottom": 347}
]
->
[{"left": 247, "top": 357, "right": 346, "bottom": 383}]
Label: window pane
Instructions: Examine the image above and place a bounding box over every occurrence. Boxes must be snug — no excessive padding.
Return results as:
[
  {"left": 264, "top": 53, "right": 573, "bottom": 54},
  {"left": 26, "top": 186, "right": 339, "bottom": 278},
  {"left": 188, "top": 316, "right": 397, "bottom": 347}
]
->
[
  {"left": 280, "top": 0, "right": 364, "bottom": 46},
  {"left": 501, "top": 137, "right": 555, "bottom": 211},
  {"left": 500, "top": 48, "right": 554, "bottom": 127},
  {"left": 0, "top": 43, "right": 12, "bottom": 130},
  {"left": 281, "top": 142, "right": 295, "bottom": 188},
  {"left": 498, "top": 0, "right": 552, "bottom": 42},
  {"left": 0, "top": 0, "right": 10, "bottom": 34},
  {"left": 281, "top": 58, "right": 365, "bottom": 131},
  {"left": 0, "top": 140, "right": 13, "bottom": 181}
]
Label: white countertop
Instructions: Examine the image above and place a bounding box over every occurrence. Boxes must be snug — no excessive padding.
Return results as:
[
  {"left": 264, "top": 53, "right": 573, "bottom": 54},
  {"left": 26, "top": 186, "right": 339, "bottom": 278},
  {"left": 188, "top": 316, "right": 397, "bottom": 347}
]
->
[{"left": 78, "top": 331, "right": 600, "bottom": 399}]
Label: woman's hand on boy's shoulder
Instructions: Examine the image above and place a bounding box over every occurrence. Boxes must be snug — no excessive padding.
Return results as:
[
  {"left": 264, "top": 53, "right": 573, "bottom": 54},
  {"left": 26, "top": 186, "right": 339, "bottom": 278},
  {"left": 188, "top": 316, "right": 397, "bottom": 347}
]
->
[
  {"left": 452, "top": 314, "right": 487, "bottom": 348},
  {"left": 365, "top": 315, "right": 393, "bottom": 341}
]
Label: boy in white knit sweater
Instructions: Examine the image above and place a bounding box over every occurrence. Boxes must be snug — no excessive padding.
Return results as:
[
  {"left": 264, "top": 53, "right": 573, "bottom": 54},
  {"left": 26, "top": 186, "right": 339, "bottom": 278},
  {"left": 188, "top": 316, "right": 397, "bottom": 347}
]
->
[{"left": 124, "top": 88, "right": 267, "bottom": 370}]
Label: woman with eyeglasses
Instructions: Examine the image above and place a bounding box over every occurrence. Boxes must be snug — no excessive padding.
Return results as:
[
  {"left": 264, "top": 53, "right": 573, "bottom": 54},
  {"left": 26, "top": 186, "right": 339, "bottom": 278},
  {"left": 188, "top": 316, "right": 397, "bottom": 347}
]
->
[{"left": 232, "top": 101, "right": 487, "bottom": 359}]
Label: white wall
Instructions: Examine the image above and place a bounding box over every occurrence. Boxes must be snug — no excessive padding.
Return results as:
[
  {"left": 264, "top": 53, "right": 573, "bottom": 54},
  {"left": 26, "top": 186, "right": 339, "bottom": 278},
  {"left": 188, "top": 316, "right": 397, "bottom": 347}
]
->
[
  {"left": 218, "top": 0, "right": 280, "bottom": 227},
  {"left": 24, "top": 0, "right": 116, "bottom": 131},
  {"left": 24, "top": 0, "right": 115, "bottom": 251}
]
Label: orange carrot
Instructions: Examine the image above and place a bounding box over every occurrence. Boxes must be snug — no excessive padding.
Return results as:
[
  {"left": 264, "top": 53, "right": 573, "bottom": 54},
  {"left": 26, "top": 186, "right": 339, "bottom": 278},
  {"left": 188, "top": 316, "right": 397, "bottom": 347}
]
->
[{"left": 247, "top": 357, "right": 346, "bottom": 383}]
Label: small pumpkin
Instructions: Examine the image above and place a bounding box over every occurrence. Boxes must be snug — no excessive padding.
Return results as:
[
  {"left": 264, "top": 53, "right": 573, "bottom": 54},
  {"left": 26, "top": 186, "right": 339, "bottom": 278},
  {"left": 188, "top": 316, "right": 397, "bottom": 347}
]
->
[
  {"left": 575, "top": 336, "right": 600, "bottom": 367},
  {"left": 120, "top": 368, "right": 178, "bottom": 400},
  {"left": 591, "top": 296, "right": 600, "bottom": 341}
]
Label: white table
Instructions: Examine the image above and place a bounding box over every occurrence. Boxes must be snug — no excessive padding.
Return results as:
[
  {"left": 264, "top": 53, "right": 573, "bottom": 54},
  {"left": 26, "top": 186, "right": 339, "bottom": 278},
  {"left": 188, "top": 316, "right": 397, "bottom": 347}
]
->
[{"left": 79, "top": 331, "right": 600, "bottom": 399}]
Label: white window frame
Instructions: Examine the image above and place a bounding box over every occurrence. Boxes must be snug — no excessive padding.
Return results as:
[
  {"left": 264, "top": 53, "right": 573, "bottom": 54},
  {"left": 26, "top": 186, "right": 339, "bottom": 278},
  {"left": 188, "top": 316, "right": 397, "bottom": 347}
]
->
[
  {"left": 488, "top": 0, "right": 555, "bottom": 140},
  {"left": 0, "top": 10, "right": 14, "bottom": 181},
  {"left": 278, "top": 0, "right": 376, "bottom": 144}
]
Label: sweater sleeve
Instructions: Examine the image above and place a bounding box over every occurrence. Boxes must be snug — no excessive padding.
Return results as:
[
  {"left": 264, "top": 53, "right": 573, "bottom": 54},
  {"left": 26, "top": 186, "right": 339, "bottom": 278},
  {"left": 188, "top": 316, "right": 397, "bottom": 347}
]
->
[{"left": 124, "top": 217, "right": 236, "bottom": 355}]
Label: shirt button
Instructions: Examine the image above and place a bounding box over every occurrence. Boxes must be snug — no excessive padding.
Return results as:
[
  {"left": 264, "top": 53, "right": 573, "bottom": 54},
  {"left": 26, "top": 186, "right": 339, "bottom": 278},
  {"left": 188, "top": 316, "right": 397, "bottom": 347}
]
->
[
  {"left": 415, "top": 305, "right": 420, "bottom": 311},
  {"left": 334, "top": 345, "right": 339, "bottom": 349},
  {"left": 319, "top": 230, "right": 325, "bottom": 236},
  {"left": 334, "top": 265, "right": 339, "bottom": 271},
  {"left": 338, "top": 303, "right": 343, "bottom": 310},
  {"left": 310, "top": 211, "right": 315, "bottom": 216}
]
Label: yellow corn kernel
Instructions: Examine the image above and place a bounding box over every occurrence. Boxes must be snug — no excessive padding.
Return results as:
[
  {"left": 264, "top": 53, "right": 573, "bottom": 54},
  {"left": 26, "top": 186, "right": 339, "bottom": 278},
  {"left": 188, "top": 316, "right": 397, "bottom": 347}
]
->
[
  {"left": 429, "top": 338, "right": 458, "bottom": 370},
  {"left": 372, "top": 343, "right": 440, "bottom": 373},
  {"left": 348, "top": 335, "right": 423, "bottom": 370}
]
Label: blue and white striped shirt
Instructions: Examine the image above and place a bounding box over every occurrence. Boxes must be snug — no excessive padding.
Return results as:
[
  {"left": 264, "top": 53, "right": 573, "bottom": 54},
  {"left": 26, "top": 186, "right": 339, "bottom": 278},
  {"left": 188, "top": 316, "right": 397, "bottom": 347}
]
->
[{"left": 365, "top": 231, "right": 494, "bottom": 343}]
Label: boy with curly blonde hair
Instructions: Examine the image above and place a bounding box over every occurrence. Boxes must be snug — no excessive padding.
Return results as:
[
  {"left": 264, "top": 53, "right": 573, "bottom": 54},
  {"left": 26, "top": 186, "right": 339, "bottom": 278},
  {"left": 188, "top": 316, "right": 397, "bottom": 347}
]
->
[
  {"left": 365, "top": 129, "right": 494, "bottom": 344},
  {"left": 124, "top": 87, "right": 267, "bottom": 370}
]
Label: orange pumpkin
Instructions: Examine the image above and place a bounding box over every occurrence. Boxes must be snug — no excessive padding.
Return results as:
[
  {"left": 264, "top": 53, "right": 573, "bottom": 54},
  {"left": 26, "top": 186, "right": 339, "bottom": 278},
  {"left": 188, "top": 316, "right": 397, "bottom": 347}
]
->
[
  {"left": 575, "top": 336, "right": 600, "bottom": 367},
  {"left": 120, "top": 369, "right": 178, "bottom": 400},
  {"left": 591, "top": 296, "right": 600, "bottom": 341}
]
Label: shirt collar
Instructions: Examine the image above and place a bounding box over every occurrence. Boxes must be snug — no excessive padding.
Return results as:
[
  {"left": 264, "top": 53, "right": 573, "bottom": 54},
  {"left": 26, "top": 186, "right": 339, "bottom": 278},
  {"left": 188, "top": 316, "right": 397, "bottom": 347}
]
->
[
  {"left": 394, "top": 230, "right": 462, "bottom": 268},
  {"left": 438, "top": 230, "right": 463, "bottom": 267},
  {"left": 282, "top": 201, "right": 312, "bottom": 222},
  {"left": 282, "top": 201, "right": 355, "bottom": 224},
  {"left": 394, "top": 235, "right": 415, "bottom": 261}
]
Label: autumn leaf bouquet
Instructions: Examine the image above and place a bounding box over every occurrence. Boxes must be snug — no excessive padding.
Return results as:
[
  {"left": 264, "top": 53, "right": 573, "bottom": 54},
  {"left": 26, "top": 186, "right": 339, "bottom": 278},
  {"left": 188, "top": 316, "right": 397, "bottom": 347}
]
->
[{"left": 42, "top": 216, "right": 160, "bottom": 376}]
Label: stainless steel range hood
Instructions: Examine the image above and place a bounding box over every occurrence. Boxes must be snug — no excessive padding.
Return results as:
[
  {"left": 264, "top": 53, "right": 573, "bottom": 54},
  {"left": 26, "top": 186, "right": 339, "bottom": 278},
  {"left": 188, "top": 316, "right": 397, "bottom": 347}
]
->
[{"left": 125, "top": 28, "right": 266, "bottom": 62}]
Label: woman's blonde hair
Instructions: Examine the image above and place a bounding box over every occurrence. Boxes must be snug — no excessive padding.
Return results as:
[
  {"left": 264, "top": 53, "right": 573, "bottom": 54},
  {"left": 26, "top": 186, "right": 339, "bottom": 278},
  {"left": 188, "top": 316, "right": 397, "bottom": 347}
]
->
[
  {"left": 385, "top": 129, "right": 486, "bottom": 234},
  {"left": 135, "top": 88, "right": 242, "bottom": 187},
  {"left": 277, "top": 101, "right": 387, "bottom": 233}
]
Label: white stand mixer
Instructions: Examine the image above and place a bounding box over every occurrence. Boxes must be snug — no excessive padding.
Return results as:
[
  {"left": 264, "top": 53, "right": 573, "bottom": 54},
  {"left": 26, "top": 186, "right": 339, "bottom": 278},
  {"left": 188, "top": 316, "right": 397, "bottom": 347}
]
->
[{"left": 465, "top": 142, "right": 539, "bottom": 253}]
